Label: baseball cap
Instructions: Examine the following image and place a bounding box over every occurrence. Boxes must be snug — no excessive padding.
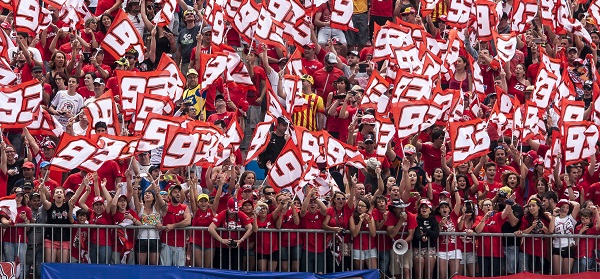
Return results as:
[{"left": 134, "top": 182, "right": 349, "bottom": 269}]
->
[
  {"left": 304, "top": 43, "right": 316, "bottom": 49},
  {"left": 556, "top": 199, "right": 570, "bottom": 208},
  {"left": 301, "top": 74, "right": 314, "bottom": 85},
  {"left": 93, "top": 78, "right": 105, "bottom": 85},
  {"left": 277, "top": 116, "right": 289, "bottom": 125},
  {"left": 388, "top": 199, "right": 410, "bottom": 210},
  {"left": 148, "top": 165, "right": 160, "bottom": 173},
  {"left": 360, "top": 114, "right": 376, "bottom": 125},
  {"left": 40, "top": 161, "right": 50, "bottom": 169},
  {"left": 402, "top": 7, "right": 416, "bottom": 14},
  {"left": 348, "top": 50, "right": 359, "bottom": 57},
  {"left": 419, "top": 199, "right": 433, "bottom": 209},
  {"left": 363, "top": 133, "right": 375, "bottom": 144},
  {"left": 574, "top": 58, "right": 584, "bottom": 65},
  {"left": 325, "top": 52, "right": 337, "bottom": 64},
  {"left": 14, "top": 188, "right": 24, "bottom": 195},
  {"left": 22, "top": 161, "right": 35, "bottom": 169},
  {"left": 524, "top": 150, "right": 538, "bottom": 160},
  {"left": 215, "top": 94, "right": 225, "bottom": 102},
  {"left": 331, "top": 38, "right": 342, "bottom": 45},
  {"left": 567, "top": 46, "right": 578, "bottom": 53},
  {"left": 351, "top": 85, "right": 364, "bottom": 92},
  {"left": 187, "top": 68, "right": 199, "bottom": 76},
  {"left": 183, "top": 9, "right": 196, "bottom": 16},
  {"left": 403, "top": 144, "right": 416, "bottom": 155},
  {"left": 227, "top": 198, "right": 238, "bottom": 212},
  {"left": 32, "top": 66, "right": 43, "bottom": 73},
  {"left": 239, "top": 199, "right": 254, "bottom": 207},
  {"left": 202, "top": 25, "right": 213, "bottom": 34},
  {"left": 115, "top": 57, "right": 130, "bottom": 67},
  {"left": 168, "top": 184, "right": 182, "bottom": 195},
  {"left": 533, "top": 158, "right": 544, "bottom": 166},
  {"left": 23, "top": 181, "right": 34, "bottom": 190},
  {"left": 65, "top": 189, "right": 75, "bottom": 196},
  {"left": 242, "top": 184, "right": 253, "bottom": 191},
  {"left": 93, "top": 196, "right": 105, "bottom": 205},
  {"left": 126, "top": 48, "right": 139, "bottom": 57},
  {"left": 196, "top": 193, "right": 209, "bottom": 202},
  {"left": 43, "top": 141, "right": 57, "bottom": 149},
  {"left": 439, "top": 191, "right": 450, "bottom": 197}
]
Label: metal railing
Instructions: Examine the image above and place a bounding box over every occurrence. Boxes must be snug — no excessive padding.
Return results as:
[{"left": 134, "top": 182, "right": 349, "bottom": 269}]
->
[{"left": 2, "top": 224, "right": 600, "bottom": 278}]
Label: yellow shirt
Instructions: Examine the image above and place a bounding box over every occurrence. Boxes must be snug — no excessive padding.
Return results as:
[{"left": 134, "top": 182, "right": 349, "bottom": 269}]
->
[
  {"left": 354, "top": 0, "right": 368, "bottom": 14},
  {"left": 182, "top": 85, "right": 206, "bottom": 120},
  {"left": 293, "top": 92, "right": 325, "bottom": 131}
]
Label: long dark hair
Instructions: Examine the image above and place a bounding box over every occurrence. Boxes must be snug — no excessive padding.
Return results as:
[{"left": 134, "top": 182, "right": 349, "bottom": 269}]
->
[
  {"left": 98, "top": 14, "right": 114, "bottom": 34},
  {"left": 352, "top": 197, "right": 371, "bottom": 224},
  {"left": 455, "top": 174, "right": 472, "bottom": 199},
  {"left": 525, "top": 198, "right": 550, "bottom": 225},
  {"left": 409, "top": 169, "right": 424, "bottom": 193}
]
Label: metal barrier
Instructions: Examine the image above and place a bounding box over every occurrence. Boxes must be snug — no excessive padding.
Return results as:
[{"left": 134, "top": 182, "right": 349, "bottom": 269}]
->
[{"left": 2, "top": 224, "right": 600, "bottom": 278}]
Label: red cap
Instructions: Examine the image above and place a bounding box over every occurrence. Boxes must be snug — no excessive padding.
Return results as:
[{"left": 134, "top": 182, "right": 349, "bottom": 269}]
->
[
  {"left": 22, "top": 161, "right": 35, "bottom": 169},
  {"left": 359, "top": 47, "right": 373, "bottom": 61},
  {"left": 242, "top": 185, "right": 253, "bottom": 191},
  {"left": 43, "top": 141, "right": 57, "bottom": 149},
  {"left": 524, "top": 150, "right": 538, "bottom": 160},
  {"left": 227, "top": 198, "right": 238, "bottom": 211},
  {"left": 93, "top": 196, "right": 105, "bottom": 205},
  {"left": 533, "top": 158, "right": 544, "bottom": 166},
  {"left": 304, "top": 43, "right": 316, "bottom": 49},
  {"left": 238, "top": 199, "right": 254, "bottom": 207}
]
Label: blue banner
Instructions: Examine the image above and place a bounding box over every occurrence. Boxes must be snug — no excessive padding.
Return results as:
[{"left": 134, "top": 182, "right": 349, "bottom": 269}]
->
[{"left": 41, "top": 264, "right": 380, "bottom": 279}]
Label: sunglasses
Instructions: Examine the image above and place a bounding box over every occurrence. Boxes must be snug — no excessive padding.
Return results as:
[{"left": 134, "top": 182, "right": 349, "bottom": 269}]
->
[
  {"left": 335, "top": 197, "right": 347, "bottom": 201},
  {"left": 126, "top": 56, "right": 136, "bottom": 60},
  {"left": 265, "top": 192, "right": 275, "bottom": 195}
]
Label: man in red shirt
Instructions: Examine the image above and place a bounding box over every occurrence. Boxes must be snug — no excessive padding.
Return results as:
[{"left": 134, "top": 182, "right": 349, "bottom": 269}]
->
[
  {"left": 299, "top": 187, "right": 328, "bottom": 273},
  {"left": 208, "top": 198, "right": 253, "bottom": 270},
  {"left": 312, "top": 52, "right": 345, "bottom": 99},
  {"left": 478, "top": 162, "right": 503, "bottom": 199},
  {"left": 359, "top": 133, "right": 391, "bottom": 183},
  {"left": 301, "top": 43, "right": 323, "bottom": 77},
  {"left": 207, "top": 95, "right": 236, "bottom": 127},
  {"left": 385, "top": 199, "right": 417, "bottom": 279},
  {"left": 412, "top": 128, "right": 445, "bottom": 175},
  {"left": 159, "top": 184, "right": 191, "bottom": 266}
]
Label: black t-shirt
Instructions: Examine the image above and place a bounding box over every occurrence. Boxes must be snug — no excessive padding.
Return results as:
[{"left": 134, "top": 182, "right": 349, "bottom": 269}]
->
[
  {"left": 178, "top": 25, "right": 200, "bottom": 64},
  {"left": 6, "top": 158, "right": 24, "bottom": 195},
  {"left": 258, "top": 132, "right": 287, "bottom": 169},
  {"left": 45, "top": 202, "right": 71, "bottom": 241}
]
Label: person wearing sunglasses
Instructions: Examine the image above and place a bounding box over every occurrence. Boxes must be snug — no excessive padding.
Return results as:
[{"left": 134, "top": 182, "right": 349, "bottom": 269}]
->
[{"left": 323, "top": 189, "right": 356, "bottom": 271}]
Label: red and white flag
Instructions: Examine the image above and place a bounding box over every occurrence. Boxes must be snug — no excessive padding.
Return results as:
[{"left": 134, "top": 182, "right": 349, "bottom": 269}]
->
[
  {"left": 510, "top": 0, "right": 538, "bottom": 33},
  {"left": 153, "top": 0, "right": 178, "bottom": 27},
  {"left": 446, "top": 0, "right": 473, "bottom": 29},
  {"left": 330, "top": 0, "right": 356, "bottom": 31},
  {"left": 254, "top": 7, "right": 286, "bottom": 52},
  {"left": 448, "top": 118, "right": 491, "bottom": 166},
  {"left": 284, "top": 49, "right": 306, "bottom": 76},
  {"left": 133, "top": 93, "right": 174, "bottom": 133},
  {"left": 137, "top": 113, "right": 188, "bottom": 152},
  {"left": 28, "top": 108, "right": 64, "bottom": 137},
  {"left": 80, "top": 135, "right": 140, "bottom": 172},
  {"left": 244, "top": 120, "right": 275, "bottom": 165},
  {"left": 0, "top": 194, "right": 17, "bottom": 222},
  {"left": 562, "top": 122, "right": 600, "bottom": 166},
  {"left": 420, "top": 0, "right": 442, "bottom": 17},
  {"left": 230, "top": 0, "right": 261, "bottom": 43},
  {"left": 471, "top": 0, "right": 498, "bottom": 42},
  {"left": 156, "top": 53, "right": 186, "bottom": 103},
  {"left": 84, "top": 90, "right": 121, "bottom": 136},
  {"left": 200, "top": 52, "right": 228, "bottom": 89},
  {"left": 12, "top": 0, "right": 52, "bottom": 35},
  {"left": 0, "top": 80, "right": 43, "bottom": 128},
  {"left": 49, "top": 134, "right": 99, "bottom": 172},
  {"left": 117, "top": 69, "right": 175, "bottom": 113},
  {"left": 391, "top": 99, "right": 437, "bottom": 140},
  {"left": 495, "top": 32, "right": 518, "bottom": 62},
  {"left": 100, "top": 10, "right": 145, "bottom": 62},
  {"left": 361, "top": 71, "right": 390, "bottom": 114},
  {"left": 267, "top": 139, "right": 305, "bottom": 192}
]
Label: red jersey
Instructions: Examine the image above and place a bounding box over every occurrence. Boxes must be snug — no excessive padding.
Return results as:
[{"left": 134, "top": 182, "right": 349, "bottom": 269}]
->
[
  {"left": 420, "top": 143, "right": 442, "bottom": 175},
  {"left": 352, "top": 214, "right": 376, "bottom": 250},
  {"left": 327, "top": 205, "right": 354, "bottom": 243},
  {"left": 384, "top": 211, "right": 417, "bottom": 248},
  {"left": 90, "top": 209, "right": 113, "bottom": 246},
  {"left": 300, "top": 210, "right": 327, "bottom": 252},
  {"left": 480, "top": 181, "right": 503, "bottom": 200},
  {"left": 112, "top": 209, "right": 140, "bottom": 252},
  {"left": 2, "top": 205, "right": 32, "bottom": 243},
  {"left": 576, "top": 224, "right": 599, "bottom": 258},
  {"left": 507, "top": 76, "right": 527, "bottom": 103},
  {"left": 97, "top": 160, "right": 123, "bottom": 192},
  {"left": 248, "top": 65, "right": 266, "bottom": 106},
  {"left": 255, "top": 214, "right": 279, "bottom": 254},
  {"left": 370, "top": 0, "right": 393, "bottom": 17},
  {"left": 206, "top": 111, "right": 236, "bottom": 127},
  {"left": 372, "top": 208, "right": 391, "bottom": 251},
  {"left": 312, "top": 67, "right": 345, "bottom": 100},
  {"left": 520, "top": 217, "right": 549, "bottom": 257},
  {"left": 475, "top": 213, "right": 504, "bottom": 257},
  {"left": 301, "top": 58, "right": 323, "bottom": 77},
  {"left": 279, "top": 209, "right": 301, "bottom": 247},
  {"left": 191, "top": 208, "right": 215, "bottom": 248},
  {"left": 160, "top": 203, "right": 188, "bottom": 247},
  {"left": 436, "top": 212, "right": 459, "bottom": 252},
  {"left": 77, "top": 86, "right": 95, "bottom": 100},
  {"left": 211, "top": 210, "right": 252, "bottom": 248}
]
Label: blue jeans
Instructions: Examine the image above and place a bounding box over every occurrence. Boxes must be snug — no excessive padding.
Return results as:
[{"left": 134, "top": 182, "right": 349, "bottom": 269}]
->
[
  {"left": 160, "top": 243, "right": 185, "bottom": 266},
  {"left": 3, "top": 242, "right": 27, "bottom": 278},
  {"left": 89, "top": 243, "right": 112, "bottom": 264},
  {"left": 504, "top": 246, "right": 526, "bottom": 274},
  {"left": 378, "top": 250, "right": 390, "bottom": 276},
  {"left": 575, "top": 257, "right": 595, "bottom": 273}
]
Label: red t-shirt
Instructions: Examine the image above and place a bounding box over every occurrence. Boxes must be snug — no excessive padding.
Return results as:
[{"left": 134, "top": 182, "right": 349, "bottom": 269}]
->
[
  {"left": 161, "top": 203, "right": 188, "bottom": 247},
  {"left": 312, "top": 67, "right": 345, "bottom": 100},
  {"left": 15, "top": 62, "right": 34, "bottom": 84},
  {"left": 420, "top": 143, "right": 442, "bottom": 175},
  {"left": 353, "top": 213, "right": 376, "bottom": 250},
  {"left": 507, "top": 76, "right": 527, "bottom": 103},
  {"left": 495, "top": 165, "right": 518, "bottom": 183},
  {"left": 279, "top": 208, "right": 301, "bottom": 247},
  {"left": 255, "top": 214, "right": 279, "bottom": 254},
  {"left": 335, "top": 105, "right": 356, "bottom": 142},
  {"left": 3, "top": 205, "right": 32, "bottom": 243},
  {"left": 206, "top": 111, "right": 236, "bottom": 127},
  {"left": 327, "top": 204, "right": 354, "bottom": 243},
  {"left": 436, "top": 212, "right": 459, "bottom": 252},
  {"left": 428, "top": 182, "right": 445, "bottom": 207},
  {"left": 372, "top": 208, "right": 390, "bottom": 251},
  {"left": 527, "top": 63, "right": 540, "bottom": 84},
  {"left": 586, "top": 182, "right": 600, "bottom": 206},
  {"left": 112, "top": 209, "right": 140, "bottom": 252},
  {"left": 520, "top": 217, "right": 549, "bottom": 257},
  {"left": 97, "top": 160, "right": 123, "bottom": 192},
  {"left": 90, "top": 209, "right": 113, "bottom": 246},
  {"left": 370, "top": 0, "right": 393, "bottom": 17},
  {"left": 211, "top": 210, "right": 251, "bottom": 248},
  {"left": 248, "top": 65, "right": 266, "bottom": 106},
  {"left": 34, "top": 179, "right": 60, "bottom": 194},
  {"left": 191, "top": 208, "right": 215, "bottom": 248},
  {"left": 576, "top": 224, "right": 599, "bottom": 258},
  {"left": 475, "top": 213, "right": 504, "bottom": 257},
  {"left": 105, "top": 76, "right": 120, "bottom": 98},
  {"left": 384, "top": 211, "right": 417, "bottom": 248},
  {"left": 302, "top": 58, "right": 323, "bottom": 77},
  {"left": 480, "top": 181, "right": 503, "bottom": 200},
  {"left": 300, "top": 210, "right": 327, "bottom": 252},
  {"left": 77, "top": 86, "right": 95, "bottom": 100}
]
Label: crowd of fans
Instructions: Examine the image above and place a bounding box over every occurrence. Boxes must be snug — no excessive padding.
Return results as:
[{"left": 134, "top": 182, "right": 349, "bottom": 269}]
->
[{"left": 2, "top": 0, "right": 600, "bottom": 278}]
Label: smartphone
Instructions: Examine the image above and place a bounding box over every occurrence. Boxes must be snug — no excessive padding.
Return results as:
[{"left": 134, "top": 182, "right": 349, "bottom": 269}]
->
[
  {"left": 532, "top": 38, "right": 544, "bottom": 44},
  {"left": 410, "top": 192, "right": 418, "bottom": 197},
  {"left": 61, "top": 26, "right": 69, "bottom": 32},
  {"left": 83, "top": 52, "right": 91, "bottom": 63},
  {"left": 333, "top": 94, "right": 346, "bottom": 100},
  {"left": 490, "top": 211, "right": 495, "bottom": 217},
  {"left": 358, "top": 63, "right": 368, "bottom": 73}
]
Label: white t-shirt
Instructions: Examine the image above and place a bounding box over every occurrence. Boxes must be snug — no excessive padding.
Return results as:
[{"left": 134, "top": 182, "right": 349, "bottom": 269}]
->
[
  {"left": 72, "top": 121, "right": 88, "bottom": 136},
  {"left": 553, "top": 214, "right": 576, "bottom": 248},
  {"left": 128, "top": 13, "right": 145, "bottom": 39},
  {"left": 51, "top": 91, "right": 85, "bottom": 127}
]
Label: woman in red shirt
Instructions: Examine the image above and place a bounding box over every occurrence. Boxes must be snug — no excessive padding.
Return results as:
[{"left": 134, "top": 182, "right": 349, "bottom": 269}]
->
[
  {"left": 299, "top": 187, "right": 328, "bottom": 273},
  {"left": 400, "top": 160, "right": 426, "bottom": 214},
  {"left": 275, "top": 193, "right": 301, "bottom": 272},
  {"left": 474, "top": 198, "right": 504, "bottom": 277},
  {"left": 506, "top": 63, "right": 531, "bottom": 103},
  {"left": 253, "top": 201, "right": 279, "bottom": 271},
  {"left": 190, "top": 178, "right": 217, "bottom": 268},
  {"left": 349, "top": 197, "right": 377, "bottom": 270},
  {"left": 323, "top": 190, "right": 355, "bottom": 271},
  {"left": 110, "top": 178, "right": 141, "bottom": 265},
  {"left": 516, "top": 198, "right": 553, "bottom": 274},
  {"left": 457, "top": 200, "right": 477, "bottom": 277},
  {"left": 78, "top": 175, "right": 114, "bottom": 264},
  {"left": 2, "top": 187, "right": 32, "bottom": 275}
]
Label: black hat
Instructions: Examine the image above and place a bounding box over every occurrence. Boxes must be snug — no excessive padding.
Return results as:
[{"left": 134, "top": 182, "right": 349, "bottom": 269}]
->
[
  {"left": 149, "top": 165, "right": 160, "bottom": 173},
  {"left": 32, "top": 66, "right": 43, "bottom": 73},
  {"left": 23, "top": 181, "right": 34, "bottom": 190},
  {"left": 364, "top": 133, "right": 376, "bottom": 144},
  {"left": 277, "top": 116, "right": 289, "bottom": 125},
  {"left": 215, "top": 94, "right": 225, "bottom": 102}
]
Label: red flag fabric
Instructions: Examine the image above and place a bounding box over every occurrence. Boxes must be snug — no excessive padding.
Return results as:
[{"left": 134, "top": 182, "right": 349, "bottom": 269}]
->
[
  {"left": 267, "top": 139, "right": 304, "bottom": 192},
  {"left": 448, "top": 118, "right": 491, "bottom": 166},
  {"left": 244, "top": 120, "right": 275, "bottom": 165},
  {"left": 84, "top": 90, "right": 121, "bottom": 136},
  {"left": 562, "top": 122, "right": 600, "bottom": 166},
  {"left": 0, "top": 80, "right": 43, "bottom": 128},
  {"left": 100, "top": 10, "right": 145, "bottom": 61}
]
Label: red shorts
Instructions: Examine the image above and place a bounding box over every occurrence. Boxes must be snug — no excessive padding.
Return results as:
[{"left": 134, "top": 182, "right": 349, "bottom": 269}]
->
[{"left": 44, "top": 239, "right": 70, "bottom": 250}]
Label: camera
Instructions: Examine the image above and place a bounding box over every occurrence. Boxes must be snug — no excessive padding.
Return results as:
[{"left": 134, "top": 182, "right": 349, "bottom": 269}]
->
[
  {"left": 227, "top": 239, "right": 238, "bottom": 248},
  {"left": 536, "top": 220, "right": 543, "bottom": 230},
  {"left": 464, "top": 200, "right": 474, "bottom": 214},
  {"left": 498, "top": 190, "right": 508, "bottom": 198}
]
